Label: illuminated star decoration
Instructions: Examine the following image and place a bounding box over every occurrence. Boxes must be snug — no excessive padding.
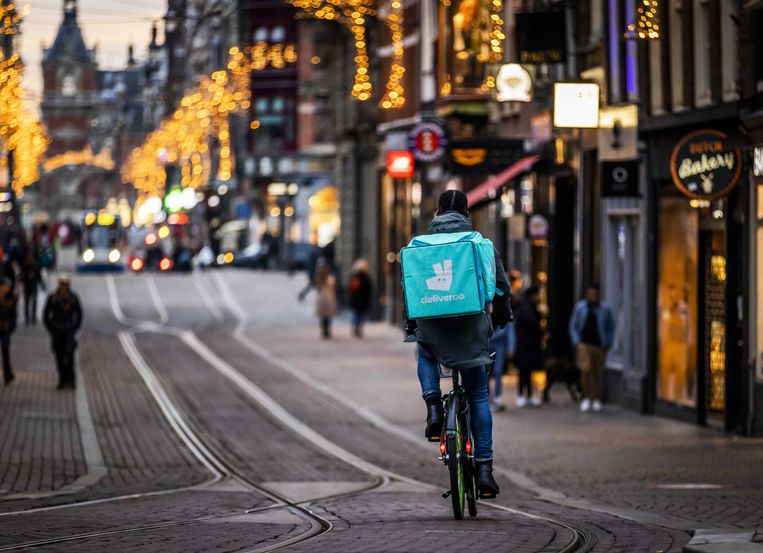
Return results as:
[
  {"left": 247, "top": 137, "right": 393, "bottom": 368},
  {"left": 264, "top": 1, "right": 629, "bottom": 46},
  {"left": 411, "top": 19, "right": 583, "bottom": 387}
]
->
[
  {"left": 288, "top": 0, "right": 376, "bottom": 100},
  {"left": 122, "top": 44, "right": 296, "bottom": 201},
  {"left": 625, "top": 0, "right": 660, "bottom": 39},
  {"left": 0, "top": 4, "right": 49, "bottom": 196}
]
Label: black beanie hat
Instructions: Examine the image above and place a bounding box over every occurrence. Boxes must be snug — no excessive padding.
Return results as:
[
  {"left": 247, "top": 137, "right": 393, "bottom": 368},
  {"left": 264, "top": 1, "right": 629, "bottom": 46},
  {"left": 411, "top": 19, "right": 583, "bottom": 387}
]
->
[{"left": 438, "top": 189, "right": 468, "bottom": 213}]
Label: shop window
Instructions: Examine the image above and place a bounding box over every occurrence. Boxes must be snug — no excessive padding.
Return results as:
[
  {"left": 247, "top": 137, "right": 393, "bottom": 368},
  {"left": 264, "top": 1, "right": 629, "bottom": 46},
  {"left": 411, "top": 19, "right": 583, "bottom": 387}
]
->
[
  {"left": 308, "top": 186, "right": 340, "bottom": 247},
  {"left": 657, "top": 198, "right": 698, "bottom": 407},
  {"left": 606, "top": 216, "right": 640, "bottom": 372}
]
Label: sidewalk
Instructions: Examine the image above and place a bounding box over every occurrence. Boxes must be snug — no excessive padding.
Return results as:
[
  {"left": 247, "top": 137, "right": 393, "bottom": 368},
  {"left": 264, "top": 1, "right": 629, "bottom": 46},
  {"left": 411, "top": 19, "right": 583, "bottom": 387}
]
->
[{"left": 220, "top": 270, "right": 763, "bottom": 532}]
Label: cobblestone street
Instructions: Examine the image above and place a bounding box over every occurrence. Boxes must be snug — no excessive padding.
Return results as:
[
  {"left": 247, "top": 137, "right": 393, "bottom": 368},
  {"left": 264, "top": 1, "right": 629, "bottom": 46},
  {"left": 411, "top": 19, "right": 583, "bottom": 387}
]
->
[{"left": 0, "top": 269, "right": 760, "bottom": 552}]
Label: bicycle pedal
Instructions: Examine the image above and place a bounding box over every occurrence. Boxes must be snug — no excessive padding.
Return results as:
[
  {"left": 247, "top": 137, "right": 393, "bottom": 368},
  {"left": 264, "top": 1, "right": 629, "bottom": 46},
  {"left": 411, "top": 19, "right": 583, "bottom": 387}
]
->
[
  {"left": 442, "top": 490, "right": 452, "bottom": 499},
  {"left": 478, "top": 492, "right": 496, "bottom": 499},
  {"left": 427, "top": 436, "right": 440, "bottom": 442}
]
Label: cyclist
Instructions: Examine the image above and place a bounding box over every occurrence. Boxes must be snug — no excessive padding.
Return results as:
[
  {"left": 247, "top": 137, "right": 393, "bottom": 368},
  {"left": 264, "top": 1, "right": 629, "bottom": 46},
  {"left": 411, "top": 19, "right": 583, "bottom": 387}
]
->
[{"left": 405, "top": 189, "right": 511, "bottom": 497}]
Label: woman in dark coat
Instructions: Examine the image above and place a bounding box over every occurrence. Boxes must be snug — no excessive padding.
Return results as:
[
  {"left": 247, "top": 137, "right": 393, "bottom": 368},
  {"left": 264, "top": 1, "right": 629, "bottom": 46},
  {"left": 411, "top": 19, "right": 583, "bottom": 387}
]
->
[
  {"left": 348, "top": 259, "right": 372, "bottom": 338},
  {"left": 514, "top": 285, "right": 543, "bottom": 407}
]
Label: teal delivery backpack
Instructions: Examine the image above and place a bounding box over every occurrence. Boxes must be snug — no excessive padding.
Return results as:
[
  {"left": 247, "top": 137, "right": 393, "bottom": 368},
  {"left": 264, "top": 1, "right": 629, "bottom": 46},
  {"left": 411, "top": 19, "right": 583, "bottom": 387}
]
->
[{"left": 401, "top": 231, "right": 497, "bottom": 320}]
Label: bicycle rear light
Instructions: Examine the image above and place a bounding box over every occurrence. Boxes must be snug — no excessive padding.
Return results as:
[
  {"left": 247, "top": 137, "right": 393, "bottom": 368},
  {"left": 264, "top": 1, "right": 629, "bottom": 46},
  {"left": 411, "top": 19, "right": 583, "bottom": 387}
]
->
[
  {"left": 439, "top": 441, "right": 446, "bottom": 455},
  {"left": 465, "top": 440, "right": 472, "bottom": 454}
]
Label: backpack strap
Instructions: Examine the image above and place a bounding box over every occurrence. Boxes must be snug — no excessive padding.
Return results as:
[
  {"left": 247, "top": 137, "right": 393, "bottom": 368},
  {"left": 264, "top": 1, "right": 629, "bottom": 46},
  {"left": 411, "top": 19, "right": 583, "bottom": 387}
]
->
[{"left": 457, "top": 231, "right": 479, "bottom": 242}]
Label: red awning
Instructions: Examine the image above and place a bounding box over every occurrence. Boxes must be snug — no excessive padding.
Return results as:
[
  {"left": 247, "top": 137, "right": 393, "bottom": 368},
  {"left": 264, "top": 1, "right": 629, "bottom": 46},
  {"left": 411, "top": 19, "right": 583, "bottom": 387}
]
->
[{"left": 466, "top": 154, "right": 541, "bottom": 208}]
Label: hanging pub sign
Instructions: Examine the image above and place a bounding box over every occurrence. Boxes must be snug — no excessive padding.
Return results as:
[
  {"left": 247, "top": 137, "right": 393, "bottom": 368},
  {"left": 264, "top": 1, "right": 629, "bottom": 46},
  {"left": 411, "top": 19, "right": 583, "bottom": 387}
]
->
[
  {"left": 408, "top": 122, "right": 448, "bottom": 163},
  {"left": 447, "top": 138, "right": 525, "bottom": 176},
  {"left": 495, "top": 64, "right": 533, "bottom": 102},
  {"left": 515, "top": 12, "right": 566, "bottom": 65},
  {"left": 601, "top": 160, "right": 640, "bottom": 197},
  {"left": 669, "top": 129, "right": 742, "bottom": 200}
]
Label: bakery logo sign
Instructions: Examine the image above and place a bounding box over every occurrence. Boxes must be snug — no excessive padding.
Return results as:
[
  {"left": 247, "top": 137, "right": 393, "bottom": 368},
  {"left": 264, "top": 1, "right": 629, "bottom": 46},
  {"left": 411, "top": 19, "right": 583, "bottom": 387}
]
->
[
  {"left": 754, "top": 145, "right": 763, "bottom": 178},
  {"left": 670, "top": 129, "right": 742, "bottom": 200}
]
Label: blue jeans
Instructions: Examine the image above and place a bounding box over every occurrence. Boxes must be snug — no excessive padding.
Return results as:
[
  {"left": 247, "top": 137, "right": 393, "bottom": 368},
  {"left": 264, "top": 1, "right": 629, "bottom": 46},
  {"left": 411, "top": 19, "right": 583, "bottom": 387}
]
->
[
  {"left": 489, "top": 337, "right": 506, "bottom": 399},
  {"left": 417, "top": 345, "right": 493, "bottom": 461}
]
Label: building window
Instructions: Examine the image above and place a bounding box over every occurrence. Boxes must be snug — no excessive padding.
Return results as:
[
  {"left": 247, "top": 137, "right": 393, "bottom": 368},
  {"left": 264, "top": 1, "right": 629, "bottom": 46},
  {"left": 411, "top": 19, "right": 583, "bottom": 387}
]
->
[
  {"left": 253, "top": 94, "right": 295, "bottom": 152},
  {"left": 445, "top": 0, "right": 493, "bottom": 91},
  {"left": 608, "top": 0, "right": 622, "bottom": 103},
  {"left": 693, "top": 0, "right": 712, "bottom": 106},
  {"left": 669, "top": 0, "right": 685, "bottom": 110},
  {"left": 720, "top": 0, "right": 738, "bottom": 101},
  {"left": 270, "top": 26, "right": 285, "bottom": 43},
  {"left": 254, "top": 27, "right": 268, "bottom": 43}
]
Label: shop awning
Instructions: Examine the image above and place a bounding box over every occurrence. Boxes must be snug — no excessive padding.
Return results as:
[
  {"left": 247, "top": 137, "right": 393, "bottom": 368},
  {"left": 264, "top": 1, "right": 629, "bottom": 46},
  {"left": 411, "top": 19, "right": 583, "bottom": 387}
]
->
[{"left": 466, "top": 154, "right": 541, "bottom": 208}]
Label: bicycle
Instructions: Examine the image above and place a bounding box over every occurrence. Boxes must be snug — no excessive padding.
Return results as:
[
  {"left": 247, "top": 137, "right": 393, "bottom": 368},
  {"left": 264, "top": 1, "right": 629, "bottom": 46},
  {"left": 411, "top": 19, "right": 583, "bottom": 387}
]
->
[{"left": 436, "top": 353, "right": 496, "bottom": 520}]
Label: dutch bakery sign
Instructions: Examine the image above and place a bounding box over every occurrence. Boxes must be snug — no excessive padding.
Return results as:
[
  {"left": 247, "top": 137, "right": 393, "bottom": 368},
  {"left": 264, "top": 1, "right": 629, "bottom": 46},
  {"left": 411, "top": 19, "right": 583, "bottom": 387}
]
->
[{"left": 670, "top": 129, "right": 742, "bottom": 199}]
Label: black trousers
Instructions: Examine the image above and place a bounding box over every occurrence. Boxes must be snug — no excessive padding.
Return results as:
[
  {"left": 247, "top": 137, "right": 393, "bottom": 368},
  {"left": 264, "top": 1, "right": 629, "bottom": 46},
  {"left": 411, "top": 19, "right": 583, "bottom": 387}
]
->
[
  {"left": 0, "top": 332, "right": 12, "bottom": 379},
  {"left": 320, "top": 317, "right": 331, "bottom": 339},
  {"left": 516, "top": 362, "right": 533, "bottom": 397},
  {"left": 24, "top": 287, "right": 37, "bottom": 324},
  {"left": 51, "top": 333, "right": 76, "bottom": 385}
]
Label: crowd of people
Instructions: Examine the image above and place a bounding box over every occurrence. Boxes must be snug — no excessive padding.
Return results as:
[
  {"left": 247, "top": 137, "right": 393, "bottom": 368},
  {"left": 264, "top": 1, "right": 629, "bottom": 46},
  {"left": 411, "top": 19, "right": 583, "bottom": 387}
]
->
[{"left": 0, "top": 237, "right": 83, "bottom": 390}]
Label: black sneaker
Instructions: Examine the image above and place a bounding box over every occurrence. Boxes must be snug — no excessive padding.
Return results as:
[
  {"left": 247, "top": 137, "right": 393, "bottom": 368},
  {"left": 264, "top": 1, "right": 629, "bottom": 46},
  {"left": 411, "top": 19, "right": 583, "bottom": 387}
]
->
[
  {"left": 476, "top": 460, "right": 499, "bottom": 498},
  {"left": 425, "top": 402, "right": 444, "bottom": 442},
  {"left": 3, "top": 372, "right": 14, "bottom": 386}
]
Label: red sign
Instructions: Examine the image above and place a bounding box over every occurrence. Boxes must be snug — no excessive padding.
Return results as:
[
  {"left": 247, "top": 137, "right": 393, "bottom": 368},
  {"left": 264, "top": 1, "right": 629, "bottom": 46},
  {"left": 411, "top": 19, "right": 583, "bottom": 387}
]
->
[
  {"left": 408, "top": 122, "right": 447, "bottom": 162},
  {"left": 387, "top": 151, "right": 415, "bottom": 178}
]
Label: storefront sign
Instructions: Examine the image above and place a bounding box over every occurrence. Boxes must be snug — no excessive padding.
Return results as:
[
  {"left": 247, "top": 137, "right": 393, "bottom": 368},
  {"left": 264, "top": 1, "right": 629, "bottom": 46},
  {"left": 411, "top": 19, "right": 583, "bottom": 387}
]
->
[
  {"left": 669, "top": 129, "right": 742, "bottom": 199},
  {"left": 496, "top": 64, "right": 532, "bottom": 102},
  {"left": 447, "top": 139, "right": 524, "bottom": 176},
  {"left": 601, "top": 160, "right": 640, "bottom": 197},
  {"left": 754, "top": 145, "right": 763, "bottom": 178},
  {"left": 553, "top": 83, "right": 600, "bottom": 128},
  {"left": 515, "top": 12, "right": 566, "bottom": 64},
  {"left": 598, "top": 104, "right": 638, "bottom": 161},
  {"left": 408, "top": 122, "right": 447, "bottom": 162},
  {"left": 387, "top": 151, "right": 415, "bottom": 178},
  {"left": 527, "top": 214, "right": 549, "bottom": 240}
]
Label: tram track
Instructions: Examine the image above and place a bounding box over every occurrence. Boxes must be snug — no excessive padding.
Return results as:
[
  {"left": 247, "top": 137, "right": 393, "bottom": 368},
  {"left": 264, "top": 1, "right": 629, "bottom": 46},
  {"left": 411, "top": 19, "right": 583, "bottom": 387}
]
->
[{"left": 0, "top": 273, "right": 599, "bottom": 552}]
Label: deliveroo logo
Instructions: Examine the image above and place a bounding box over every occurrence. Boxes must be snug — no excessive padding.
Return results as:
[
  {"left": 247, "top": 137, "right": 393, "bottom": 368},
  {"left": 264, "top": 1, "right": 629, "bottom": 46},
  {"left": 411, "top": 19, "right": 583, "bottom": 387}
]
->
[
  {"left": 421, "top": 259, "right": 465, "bottom": 304},
  {"left": 426, "top": 260, "right": 453, "bottom": 291}
]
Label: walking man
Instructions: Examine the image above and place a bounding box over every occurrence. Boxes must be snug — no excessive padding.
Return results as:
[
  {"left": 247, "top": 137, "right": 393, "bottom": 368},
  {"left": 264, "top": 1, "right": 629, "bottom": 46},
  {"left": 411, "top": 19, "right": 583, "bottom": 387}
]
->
[
  {"left": 20, "top": 249, "right": 45, "bottom": 325},
  {"left": 43, "top": 275, "right": 82, "bottom": 390},
  {"left": 568, "top": 284, "right": 615, "bottom": 412},
  {"left": 0, "top": 277, "right": 18, "bottom": 385}
]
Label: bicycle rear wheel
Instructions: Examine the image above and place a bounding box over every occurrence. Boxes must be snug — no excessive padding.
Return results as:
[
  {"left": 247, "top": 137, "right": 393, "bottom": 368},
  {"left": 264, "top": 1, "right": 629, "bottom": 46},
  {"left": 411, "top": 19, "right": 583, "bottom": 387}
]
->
[{"left": 447, "top": 434, "right": 465, "bottom": 520}]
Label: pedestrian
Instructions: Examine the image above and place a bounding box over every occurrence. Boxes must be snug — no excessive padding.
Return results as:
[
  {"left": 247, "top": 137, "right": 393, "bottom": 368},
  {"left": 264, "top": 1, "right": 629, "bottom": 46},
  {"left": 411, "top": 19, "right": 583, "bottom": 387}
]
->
[
  {"left": 568, "top": 283, "right": 615, "bottom": 412},
  {"left": 347, "top": 258, "right": 372, "bottom": 338},
  {"left": 514, "top": 285, "right": 543, "bottom": 407},
  {"left": 488, "top": 270, "right": 522, "bottom": 411},
  {"left": 0, "top": 278, "right": 18, "bottom": 385},
  {"left": 314, "top": 261, "right": 337, "bottom": 339},
  {"left": 19, "top": 249, "right": 45, "bottom": 325},
  {"left": 43, "top": 275, "right": 83, "bottom": 390}
]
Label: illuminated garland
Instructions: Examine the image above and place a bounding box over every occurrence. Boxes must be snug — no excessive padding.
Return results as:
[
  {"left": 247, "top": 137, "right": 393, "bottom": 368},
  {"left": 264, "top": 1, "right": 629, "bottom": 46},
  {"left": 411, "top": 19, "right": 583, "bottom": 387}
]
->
[
  {"left": 122, "top": 44, "right": 296, "bottom": 199},
  {"left": 488, "top": 0, "right": 504, "bottom": 61},
  {"left": 380, "top": 0, "right": 405, "bottom": 109},
  {"left": 626, "top": 0, "right": 660, "bottom": 39},
  {"left": 0, "top": 52, "right": 49, "bottom": 196},
  {"left": 0, "top": 2, "right": 29, "bottom": 36},
  {"left": 289, "top": 0, "right": 376, "bottom": 100}
]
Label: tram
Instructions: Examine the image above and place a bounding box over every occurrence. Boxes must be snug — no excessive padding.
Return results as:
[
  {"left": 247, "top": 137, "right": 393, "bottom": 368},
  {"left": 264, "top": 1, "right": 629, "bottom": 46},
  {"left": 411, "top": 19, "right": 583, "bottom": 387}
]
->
[{"left": 77, "top": 210, "right": 125, "bottom": 272}]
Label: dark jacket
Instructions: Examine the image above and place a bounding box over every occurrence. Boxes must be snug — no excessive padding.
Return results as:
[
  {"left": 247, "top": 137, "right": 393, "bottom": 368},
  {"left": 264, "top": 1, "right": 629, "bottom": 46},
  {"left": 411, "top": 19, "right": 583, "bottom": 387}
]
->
[
  {"left": 348, "top": 271, "right": 373, "bottom": 312},
  {"left": 20, "top": 259, "right": 44, "bottom": 292},
  {"left": 43, "top": 291, "right": 82, "bottom": 335},
  {"left": 514, "top": 292, "right": 543, "bottom": 372},
  {"left": 411, "top": 211, "right": 510, "bottom": 370}
]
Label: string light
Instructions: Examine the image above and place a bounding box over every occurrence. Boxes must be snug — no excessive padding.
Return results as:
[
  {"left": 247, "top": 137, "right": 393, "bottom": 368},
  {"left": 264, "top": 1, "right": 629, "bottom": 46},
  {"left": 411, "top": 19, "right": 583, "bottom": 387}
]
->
[
  {"left": 0, "top": 48, "right": 49, "bottom": 196},
  {"left": 122, "top": 43, "right": 296, "bottom": 198},
  {"left": 488, "top": 0, "right": 504, "bottom": 61},
  {"left": 380, "top": 0, "right": 405, "bottom": 109},
  {"left": 626, "top": 0, "right": 660, "bottom": 39},
  {"left": 289, "top": 0, "right": 376, "bottom": 100}
]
